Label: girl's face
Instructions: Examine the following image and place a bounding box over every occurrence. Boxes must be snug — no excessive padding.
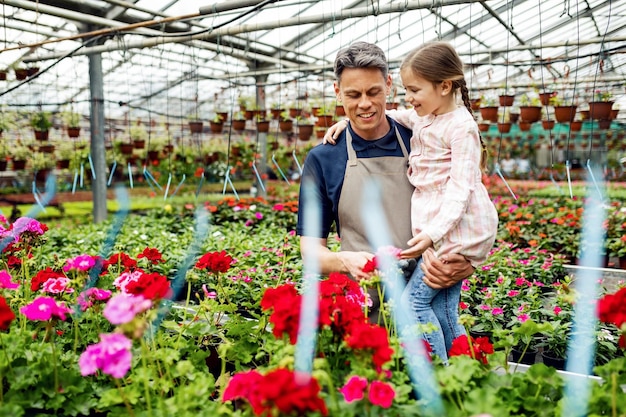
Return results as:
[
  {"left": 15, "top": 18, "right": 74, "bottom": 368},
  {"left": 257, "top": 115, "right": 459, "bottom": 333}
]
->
[{"left": 400, "top": 67, "right": 454, "bottom": 117}]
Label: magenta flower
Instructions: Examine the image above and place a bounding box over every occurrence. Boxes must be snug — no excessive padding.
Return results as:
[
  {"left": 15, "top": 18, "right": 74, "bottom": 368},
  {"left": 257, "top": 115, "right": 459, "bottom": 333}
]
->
[
  {"left": 103, "top": 293, "right": 152, "bottom": 325},
  {"left": 42, "top": 277, "right": 74, "bottom": 294},
  {"left": 517, "top": 314, "right": 530, "bottom": 322},
  {"left": 202, "top": 284, "right": 217, "bottom": 299},
  {"left": 254, "top": 212, "right": 263, "bottom": 220},
  {"left": 368, "top": 380, "right": 395, "bottom": 408},
  {"left": 507, "top": 290, "right": 520, "bottom": 297},
  {"left": 0, "top": 270, "right": 19, "bottom": 290},
  {"left": 78, "top": 333, "right": 133, "bottom": 378},
  {"left": 77, "top": 288, "right": 112, "bottom": 311},
  {"left": 11, "top": 217, "right": 46, "bottom": 236},
  {"left": 491, "top": 307, "right": 504, "bottom": 315},
  {"left": 20, "top": 296, "right": 71, "bottom": 321},
  {"left": 339, "top": 376, "right": 368, "bottom": 403},
  {"left": 554, "top": 306, "right": 562, "bottom": 315},
  {"left": 63, "top": 254, "right": 97, "bottom": 272}
]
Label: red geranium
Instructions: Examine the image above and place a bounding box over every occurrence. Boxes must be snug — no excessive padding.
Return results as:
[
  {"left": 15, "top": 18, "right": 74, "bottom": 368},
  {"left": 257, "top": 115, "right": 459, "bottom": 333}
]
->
[
  {"left": 195, "top": 250, "right": 233, "bottom": 273},
  {"left": 261, "top": 284, "right": 302, "bottom": 343},
  {"left": 597, "top": 287, "right": 626, "bottom": 348},
  {"left": 223, "top": 368, "right": 328, "bottom": 416},
  {"left": 0, "top": 295, "right": 15, "bottom": 330},
  {"left": 125, "top": 271, "right": 172, "bottom": 300},
  {"left": 137, "top": 247, "right": 165, "bottom": 265},
  {"left": 448, "top": 335, "right": 494, "bottom": 365},
  {"left": 31, "top": 267, "right": 65, "bottom": 291},
  {"left": 103, "top": 252, "right": 137, "bottom": 272},
  {"left": 344, "top": 322, "right": 394, "bottom": 369}
]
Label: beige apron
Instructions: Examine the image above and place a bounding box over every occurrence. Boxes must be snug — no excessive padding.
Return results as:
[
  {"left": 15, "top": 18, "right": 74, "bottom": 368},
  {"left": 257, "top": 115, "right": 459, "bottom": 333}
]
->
[{"left": 338, "top": 127, "right": 414, "bottom": 252}]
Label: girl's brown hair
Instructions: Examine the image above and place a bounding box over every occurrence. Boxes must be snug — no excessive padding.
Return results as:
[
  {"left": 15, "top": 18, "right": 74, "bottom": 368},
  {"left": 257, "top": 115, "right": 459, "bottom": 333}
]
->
[{"left": 401, "top": 41, "right": 487, "bottom": 171}]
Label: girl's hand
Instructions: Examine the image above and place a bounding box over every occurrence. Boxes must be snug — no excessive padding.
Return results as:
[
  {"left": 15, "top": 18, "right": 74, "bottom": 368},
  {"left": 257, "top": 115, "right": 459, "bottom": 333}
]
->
[
  {"left": 323, "top": 119, "right": 349, "bottom": 145},
  {"left": 400, "top": 232, "right": 433, "bottom": 259}
]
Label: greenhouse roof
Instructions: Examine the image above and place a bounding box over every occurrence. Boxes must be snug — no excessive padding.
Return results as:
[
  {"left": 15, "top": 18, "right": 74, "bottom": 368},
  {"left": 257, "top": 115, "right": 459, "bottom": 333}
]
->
[{"left": 0, "top": 0, "right": 625, "bottom": 122}]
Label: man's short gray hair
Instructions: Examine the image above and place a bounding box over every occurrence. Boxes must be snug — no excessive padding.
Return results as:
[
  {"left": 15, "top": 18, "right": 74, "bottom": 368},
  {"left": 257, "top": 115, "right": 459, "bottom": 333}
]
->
[{"left": 334, "top": 42, "right": 389, "bottom": 83}]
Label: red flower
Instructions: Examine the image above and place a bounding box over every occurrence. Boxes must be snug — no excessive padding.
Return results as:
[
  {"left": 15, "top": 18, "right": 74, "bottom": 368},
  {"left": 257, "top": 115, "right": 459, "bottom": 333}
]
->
[
  {"left": 125, "top": 271, "right": 172, "bottom": 300},
  {"left": 448, "top": 335, "right": 494, "bottom": 365},
  {"left": 261, "top": 285, "right": 302, "bottom": 344},
  {"left": 597, "top": 287, "right": 626, "bottom": 328},
  {"left": 195, "top": 250, "right": 233, "bottom": 273},
  {"left": 345, "top": 322, "right": 394, "bottom": 369},
  {"left": 31, "top": 267, "right": 64, "bottom": 291},
  {"left": 223, "top": 368, "right": 327, "bottom": 416},
  {"left": 368, "top": 380, "right": 395, "bottom": 408},
  {"left": 362, "top": 258, "right": 377, "bottom": 273},
  {"left": 103, "top": 252, "right": 137, "bottom": 272},
  {"left": 0, "top": 295, "right": 15, "bottom": 330},
  {"left": 137, "top": 247, "right": 165, "bottom": 265}
]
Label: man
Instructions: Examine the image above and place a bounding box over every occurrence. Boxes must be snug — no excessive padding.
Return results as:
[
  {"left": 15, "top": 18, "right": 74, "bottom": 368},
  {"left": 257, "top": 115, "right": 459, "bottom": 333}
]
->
[{"left": 296, "top": 42, "right": 474, "bottom": 317}]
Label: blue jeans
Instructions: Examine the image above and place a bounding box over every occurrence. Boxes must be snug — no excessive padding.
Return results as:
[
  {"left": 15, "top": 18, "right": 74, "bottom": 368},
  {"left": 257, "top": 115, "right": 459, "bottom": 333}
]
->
[{"left": 400, "top": 258, "right": 465, "bottom": 362}]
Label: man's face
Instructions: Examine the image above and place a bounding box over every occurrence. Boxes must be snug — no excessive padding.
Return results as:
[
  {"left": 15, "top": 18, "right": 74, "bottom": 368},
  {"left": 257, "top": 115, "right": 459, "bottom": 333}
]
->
[{"left": 334, "top": 67, "right": 391, "bottom": 140}]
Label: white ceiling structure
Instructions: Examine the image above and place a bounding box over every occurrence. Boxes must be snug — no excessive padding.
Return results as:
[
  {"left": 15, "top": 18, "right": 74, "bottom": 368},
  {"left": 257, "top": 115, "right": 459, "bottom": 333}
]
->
[{"left": 0, "top": 0, "right": 625, "bottom": 125}]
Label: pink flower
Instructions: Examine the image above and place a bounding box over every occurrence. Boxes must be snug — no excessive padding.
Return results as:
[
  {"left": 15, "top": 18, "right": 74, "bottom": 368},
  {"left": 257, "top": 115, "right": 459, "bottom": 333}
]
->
[
  {"left": 491, "top": 307, "right": 504, "bottom": 315},
  {"left": 515, "top": 277, "right": 527, "bottom": 286},
  {"left": 79, "top": 333, "right": 133, "bottom": 378},
  {"left": 202, "top": 284, "right": 217, "bottom": 299},
  {"left": 77, "top": 288, "right": 112, "bottom": 311},
  {"left": 255, "top": 212, "right": 263, "bottom": 220},
  {"left": 42, "top": 277, "right": 74, "bottom": 294},
  {"left": 339, "top": 376, "right": 368, "bottom": 403},
  {"left": 63, "top": 254, "right": 97, "bottom": 272},
  {"left": 479, "top": 304, "right": 491, "bottom": 311},
  {"left": 113, "top": 270, "right": 142, "bottom": 292},
  {"left": 0, "top": 270, "right": 19, "bottom": 290},
  {"left": 517, "top": 313, "right": 530, "bottom": 322},
  {"left": 554, "top": 306, "right": 562, "bottom": 315},
  {"left": 11, "top": 217, "right": 46, "bottom": 238},
  {"left": 507, "top": 290, "right": 520, "bottom": 297},
  {"left": 368, "top": 380, "right": 395, "bottom": 408},
  {"left": 103, "top": 293, "right": 152, "bottom": 325},
  {"left": 272, "top": 203, "right": 284, "bottom": 211},
  {"left": 20, "top": 296, "right": 71, "bottom": 321}
]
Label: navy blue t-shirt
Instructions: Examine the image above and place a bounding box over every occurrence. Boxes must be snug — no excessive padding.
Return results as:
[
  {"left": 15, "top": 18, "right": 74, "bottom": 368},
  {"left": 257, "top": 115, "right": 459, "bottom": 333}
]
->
[{"left": 296, "top": 117, "right": 412, "bottom": 239}]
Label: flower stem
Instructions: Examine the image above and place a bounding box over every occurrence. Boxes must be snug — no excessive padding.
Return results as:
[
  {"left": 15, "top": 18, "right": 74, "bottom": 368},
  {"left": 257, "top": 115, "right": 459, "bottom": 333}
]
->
[
  {"left": 114, "top": 377, "right": 135, "bottom": 417},
  {"left": 139, "top": 338, "right": 152, "bottom": 414}
]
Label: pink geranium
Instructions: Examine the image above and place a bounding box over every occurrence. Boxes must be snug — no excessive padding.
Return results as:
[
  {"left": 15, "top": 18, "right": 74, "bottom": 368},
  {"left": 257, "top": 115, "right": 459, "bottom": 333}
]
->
[
  {"left": 78, "top": 333, "right": 133, "bottom": 378},
  {"left": 0, "top": 270, "right": 19, "bottom": 290},
  {"left": 77, "top": 287, "right": 112, "bottom": 311},
  {"left": 20, "top": 296, "right": 71, "bottom": 321},
  {"left": 339, "top": 376, "right": 368, "bottom": 403},
  {"left": 103, "top": 293, "right": 152, "bottom": 325},
  {"left": 63, "top": 254, "right": 97, "bottom": 272},
  {"left": 42, "top": 277, "right": 74, "bottom": 294}
]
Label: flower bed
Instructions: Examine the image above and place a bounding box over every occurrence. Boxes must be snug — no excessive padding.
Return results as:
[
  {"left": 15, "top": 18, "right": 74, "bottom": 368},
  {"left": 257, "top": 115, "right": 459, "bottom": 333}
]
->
[{"left": 0, "top": 196, "right": 625, "bottom": 416}]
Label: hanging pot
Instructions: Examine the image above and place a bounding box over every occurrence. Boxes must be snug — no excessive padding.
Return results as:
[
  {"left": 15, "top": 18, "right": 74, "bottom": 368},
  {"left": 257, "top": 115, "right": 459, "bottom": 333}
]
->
[
  {"left": 554, "top": 105, "right": 577, "bottom": 123},
  {"left": 67, "top": 127, "right": 81, "bottom": 138},
  {"left": 519, "top": 106, "right": 542, "bottom": 123},
  {"left": 497, "top": 122, "right": 512, "bottom": 133},
  {"left": 297, "top": 124, "right": 313, "bottom": 141},
  {"left": 541, "top": 120, "right": 555, "bottom": 130},
  {"left": 588, "top": 101, "right": 613, "bottom": 120},
  {"left": 231, "top": 119, "right": 246, "bottom": 131},
  {"left": 569, "top": 120, "right": 583, "bottom": 132},
  {"left": 188, "top": 121, "right": 204, "bottom": 134},
  {"left": 498, "top": 95, "right": 515, "bottom": 107},
  {"left": 34, "top": 130, "right": 50, "bottom": 141},
  {"left": 479, "top": 106, "right": 499, "bottom": 123}
]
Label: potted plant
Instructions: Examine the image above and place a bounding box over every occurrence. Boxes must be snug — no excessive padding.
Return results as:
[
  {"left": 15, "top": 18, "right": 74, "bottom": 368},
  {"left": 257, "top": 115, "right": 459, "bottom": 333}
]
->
[
  {"left": 0, "top": 109, "right": 15, "bottom": 136},
  {"left": 0, "top": 140, "right": 9, "bottom": 171},
  {"left": 231, "top": 112, "right": 247, "bottom": 131},
  {"left": 295, "top": 114, "right": 315, "bottom": 141},
  {"left": 498, "top": 88, "right": 515, "bottom": 107},
  {"left": 62, "top": 110, "right": 82, "bottom": 138},
  {"left": 209, "top": 113, "right": 224, "bottom": 134},
  {"left": 518, "top": 93, "right": 542, "bottom": 122},
  {"left": 549, "top": 95, "right": 578, "bottom": 123},
  {"left": 55, "top": 142, "right": 74, "bottom": 169},
  {"left": 129, "top": 123, "right": 148, "bottom": 148},
  {"left": 496, "top": 109, "right": 512, "bottom": 133},
  {"left": 30, "top": 111, "right": 53, "bottom": 141},
  {"left": 588, "top": 89, "right": 613, "bottom": 120},
  {"left": 10, "top": 143, "right": 30, "bottom": 170},
  {"left": 479, "top": 95, "right": 499, "bottom": 122},
  {"left": 278, "top": 111, "right": 293, "bottom": 132}
]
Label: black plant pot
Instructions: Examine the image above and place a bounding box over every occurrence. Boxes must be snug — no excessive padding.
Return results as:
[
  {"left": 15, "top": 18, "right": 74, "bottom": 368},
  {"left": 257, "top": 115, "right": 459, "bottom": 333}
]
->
[
  {"left": 541, "top": 351, "right": 566, "bottom": 370},
  {"left": 510, "top": 348, "right": 538, "bottom": 365}
]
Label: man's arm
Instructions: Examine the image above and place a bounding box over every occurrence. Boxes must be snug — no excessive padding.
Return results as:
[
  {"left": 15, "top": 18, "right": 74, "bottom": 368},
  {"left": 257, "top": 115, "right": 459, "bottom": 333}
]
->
[
  {"left": 419, "top": 248, "right": 474, "bottom": 289},
  {"left": 300, "top": 236, "right": 375, "bottom": 280}
]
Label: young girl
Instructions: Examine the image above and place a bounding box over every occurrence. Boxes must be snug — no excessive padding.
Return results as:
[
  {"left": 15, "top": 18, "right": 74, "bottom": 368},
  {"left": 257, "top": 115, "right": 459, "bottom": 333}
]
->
[{"left": 325, "top": 41, "right": 498, "bottom": 361}]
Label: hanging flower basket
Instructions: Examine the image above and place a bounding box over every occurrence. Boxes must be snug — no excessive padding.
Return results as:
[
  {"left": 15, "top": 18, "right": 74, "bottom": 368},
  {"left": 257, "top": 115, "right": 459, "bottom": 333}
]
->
[
  {"left": 519, "top": 106, "right": 542, "bottom": 123},
  {"left": 11, "top": 159, "right": 26, "bottom": 170},
  {"left": 569, "top": 121, "right": 583, "bottom": 132},
  {"left": 289, "top": 108, "right": 302, "bottom": 118},
  {"left": 541, "top": 120, "right": 555, "bottom": 130},
  {"left": 209, "top": 121, "right": 223, "bottom": 134},
  {"left": 470, "top": 98, "right": 481, "bottom": 111},
  {"left": 120, "top": 143, "right": 134, "bottom": 155},
  {"left": 497, "top": 122, "right": 512, "bottom": 133},
  {"left": 34, "top": 130, "right": 50, "bottom": 141},
  {"left": 297, "top": 124, "right": 313, "bottom": 141},
  {"left": 67, "top": 127, "right": 81, "bottom": 138},
  {"left": 498, "top": 95, "right": 515, "bottom": 107},
  {"left": 479, "top": 106, "right": 499, "bottom": 123},
  {"left": 588, "top": 101, "right": 613, "bottom": 120},
  {"left": 0, "top": 160, "right": 7, "bottom": 171},
  {"left": 57, "top": 159, "right": 70, "bottom": 169},
  {"left": 478, "top": 122, "right": 490, "bottom": 132},
  {"left": 518, "top": 121, "right": 533, "bottom": 131},
  {"left": 597, "top": 119, "right": 612, "bottom": 130},
  {"left": 315, "top": 115, "right": 335, "bottom": 128},
  {"left": 335, "top": 105, "right": 346, "bottom": 116},
  {"left": 554, "top": 105, "right": 577, "bottom": 123},
  {"left": 232, "top": 119, "right": 246, "bottom": 131},
  {"left": 279, "top": 119, "right": 293, "bottom": 132},
  {"left": 133, "top": 139, "right": 146, "bottom": 149},
  {"left": 256, "top": 120, "right": 270, "bottom": 133},
  {"left": 539, "top": 92, "right": 556, "bottom": 106},
  {"left": 188, "top": 121, "right": 204, "bottom": 134}
]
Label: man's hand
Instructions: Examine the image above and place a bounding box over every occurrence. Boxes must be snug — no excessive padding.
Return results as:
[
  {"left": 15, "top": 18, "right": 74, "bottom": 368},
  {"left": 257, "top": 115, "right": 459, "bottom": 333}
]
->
[
  {"left": 420, "top": 248, "right": 474, "bottom": 289},
  {"left": 336, "top": 251, "right": 375, "bottom": 280}
]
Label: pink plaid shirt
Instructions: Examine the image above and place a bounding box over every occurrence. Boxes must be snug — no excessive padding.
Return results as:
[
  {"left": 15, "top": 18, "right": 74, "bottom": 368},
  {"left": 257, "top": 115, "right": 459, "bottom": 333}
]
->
[{"left": 388, "top": 106, "right": 498, "bottom": 267}]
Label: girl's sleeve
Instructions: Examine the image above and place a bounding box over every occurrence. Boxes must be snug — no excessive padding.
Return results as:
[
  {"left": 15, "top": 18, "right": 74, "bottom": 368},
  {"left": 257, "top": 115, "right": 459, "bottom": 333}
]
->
[
  {"left": 385, "top": 108, "right": 413, "bottom": 128},
  {"left": 421, "top": 121, "right": 480, "bottom": 244}
]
